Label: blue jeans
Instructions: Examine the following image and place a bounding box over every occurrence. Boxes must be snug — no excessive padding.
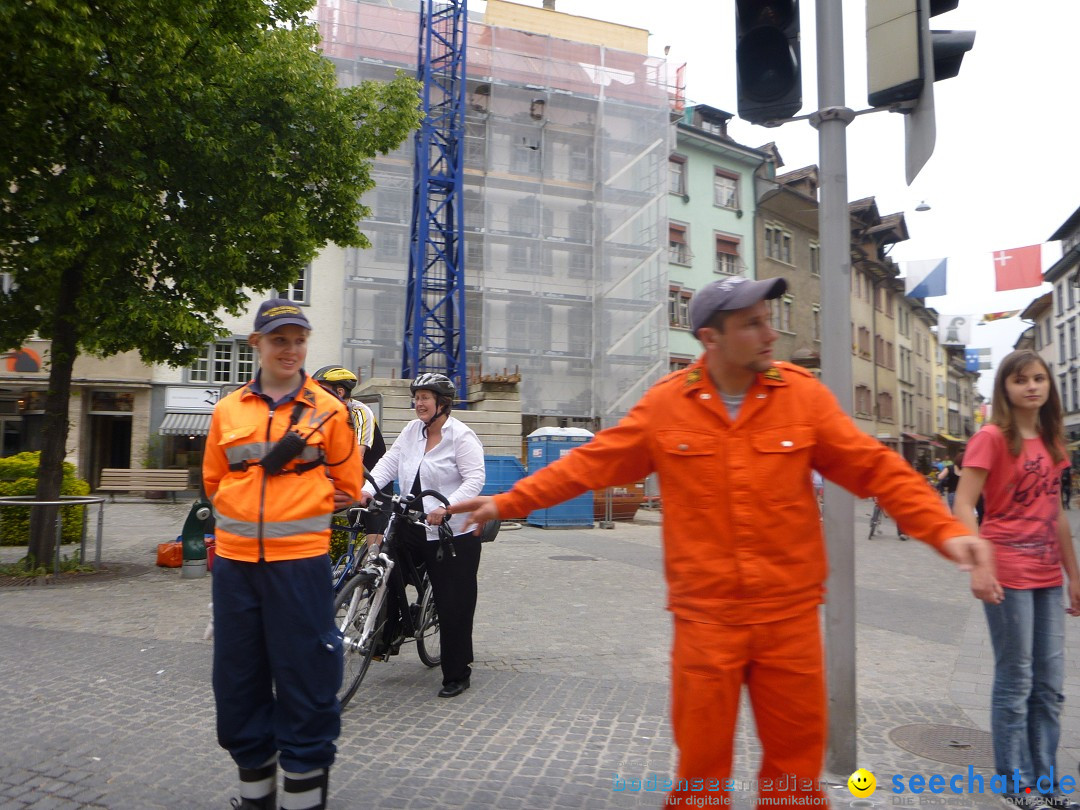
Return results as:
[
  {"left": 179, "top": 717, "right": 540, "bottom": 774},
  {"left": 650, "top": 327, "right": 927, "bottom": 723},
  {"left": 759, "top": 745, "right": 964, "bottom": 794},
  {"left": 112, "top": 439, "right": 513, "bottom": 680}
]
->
[{"left": 983, "top": 586, "right": 1065, "bottom": 792}]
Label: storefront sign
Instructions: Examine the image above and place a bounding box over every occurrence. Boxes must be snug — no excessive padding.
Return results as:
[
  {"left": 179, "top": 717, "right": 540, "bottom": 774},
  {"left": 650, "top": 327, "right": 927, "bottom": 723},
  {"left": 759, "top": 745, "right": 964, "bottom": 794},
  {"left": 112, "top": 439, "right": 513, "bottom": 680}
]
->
[{"left": 166, "top": 387, "right": 220, "bottom": 411}]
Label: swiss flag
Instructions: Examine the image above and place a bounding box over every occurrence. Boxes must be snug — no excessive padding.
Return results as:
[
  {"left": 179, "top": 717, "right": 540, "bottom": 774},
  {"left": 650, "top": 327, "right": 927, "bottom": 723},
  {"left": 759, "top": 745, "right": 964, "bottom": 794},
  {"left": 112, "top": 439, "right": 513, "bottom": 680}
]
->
[{"left": 993, "top": 244, "right": 1043, "bottom": 291}]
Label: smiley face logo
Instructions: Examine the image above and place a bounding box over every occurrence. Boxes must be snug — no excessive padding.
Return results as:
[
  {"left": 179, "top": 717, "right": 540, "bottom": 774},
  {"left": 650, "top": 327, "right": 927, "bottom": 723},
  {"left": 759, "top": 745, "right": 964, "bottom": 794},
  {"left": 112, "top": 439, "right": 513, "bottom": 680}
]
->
[{"left": 848, "top": 768, "right": 876, "bottom": 797}]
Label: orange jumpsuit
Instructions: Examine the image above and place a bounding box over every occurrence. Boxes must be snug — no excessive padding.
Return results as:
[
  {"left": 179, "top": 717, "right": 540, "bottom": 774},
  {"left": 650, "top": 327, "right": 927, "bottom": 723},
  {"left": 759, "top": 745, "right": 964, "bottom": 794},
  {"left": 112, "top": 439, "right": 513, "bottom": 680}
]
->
[{"left": 493, "top": 359, "right": 972, "bottom": 804}]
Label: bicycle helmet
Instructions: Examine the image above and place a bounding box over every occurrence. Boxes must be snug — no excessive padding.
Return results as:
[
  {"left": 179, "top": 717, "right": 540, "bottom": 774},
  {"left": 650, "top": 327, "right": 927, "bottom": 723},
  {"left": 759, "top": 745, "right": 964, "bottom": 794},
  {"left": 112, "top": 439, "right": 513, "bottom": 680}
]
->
[
  {"left": 410, "top": 372, "right": 456, "bottom": 399},
  {"left": 312, "top": 365, "right": 358, "bottom": 395}
]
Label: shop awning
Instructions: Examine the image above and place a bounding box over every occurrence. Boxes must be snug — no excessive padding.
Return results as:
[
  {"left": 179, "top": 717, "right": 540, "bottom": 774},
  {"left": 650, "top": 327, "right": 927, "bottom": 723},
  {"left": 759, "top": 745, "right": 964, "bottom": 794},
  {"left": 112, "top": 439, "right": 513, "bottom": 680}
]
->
[
  {"left": 902, "top": 432, "right": 934, "bottom": 443},
  {"left": 936, "top": 432, "right": 966, "bottom": 444},
  {"left": 159, "top": 412, "right": 212, "bottom": 437}
]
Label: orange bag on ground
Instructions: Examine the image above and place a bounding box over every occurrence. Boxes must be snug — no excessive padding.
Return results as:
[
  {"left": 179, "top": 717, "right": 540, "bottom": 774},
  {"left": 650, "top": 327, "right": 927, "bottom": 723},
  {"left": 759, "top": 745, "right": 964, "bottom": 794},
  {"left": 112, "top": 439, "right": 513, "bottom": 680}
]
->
[{"left": 156, "top": 542, "right": 183, "bottom": 568}]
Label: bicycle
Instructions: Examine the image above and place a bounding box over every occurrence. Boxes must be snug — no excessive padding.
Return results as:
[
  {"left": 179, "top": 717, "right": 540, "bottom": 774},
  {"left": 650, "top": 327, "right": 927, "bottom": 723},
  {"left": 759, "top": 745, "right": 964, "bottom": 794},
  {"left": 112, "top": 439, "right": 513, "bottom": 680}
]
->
[
  {"left": 329, "top": 476, "right": 396, "bottom": 593},
  {"left": 329, "top": 507, "right": 368, "bottom": 593},
  {"left": 868, "top": 497, "right": 907, "bottom": 541},
  {"left": 332, "top": 484, "right": 449, "bottom": 708}
]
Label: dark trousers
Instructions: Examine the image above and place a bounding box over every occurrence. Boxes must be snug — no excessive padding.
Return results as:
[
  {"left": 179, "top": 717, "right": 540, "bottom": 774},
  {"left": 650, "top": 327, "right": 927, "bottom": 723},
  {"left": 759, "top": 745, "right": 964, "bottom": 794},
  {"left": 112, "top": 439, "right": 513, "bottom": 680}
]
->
[
  {"left": 212, "top": 556, "right": 342, "bottom": 773},
  {"left": 406, "top": 525, "right": 482, "bottom": 685}
]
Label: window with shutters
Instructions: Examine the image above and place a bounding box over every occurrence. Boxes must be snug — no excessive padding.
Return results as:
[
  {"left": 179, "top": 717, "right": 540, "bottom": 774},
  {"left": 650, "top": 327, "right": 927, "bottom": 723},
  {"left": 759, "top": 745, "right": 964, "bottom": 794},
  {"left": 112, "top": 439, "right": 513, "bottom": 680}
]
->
[
  {"left": 669, "top": 222, "right": 691, "bottom": 265},
  {"left": 714, "top": 234, "right": 740, "bottom": 275},
  {"left": 713, "top": 168, "right": 738, "bottom": 209}
]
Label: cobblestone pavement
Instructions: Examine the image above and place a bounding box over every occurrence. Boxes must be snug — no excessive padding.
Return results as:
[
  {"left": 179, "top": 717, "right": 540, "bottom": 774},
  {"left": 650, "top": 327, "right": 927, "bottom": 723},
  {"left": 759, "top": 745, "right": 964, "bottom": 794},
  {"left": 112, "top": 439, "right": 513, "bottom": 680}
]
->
[{"left": 3, "top": 498, "right": 1080, "bottom": 809}]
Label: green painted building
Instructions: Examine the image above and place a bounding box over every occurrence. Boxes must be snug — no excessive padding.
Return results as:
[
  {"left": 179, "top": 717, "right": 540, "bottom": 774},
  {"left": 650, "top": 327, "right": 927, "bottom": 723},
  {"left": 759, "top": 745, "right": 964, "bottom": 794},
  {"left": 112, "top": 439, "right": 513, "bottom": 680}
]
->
[{"left": 667, "top": 105, "right": 776, "bottom": 366}]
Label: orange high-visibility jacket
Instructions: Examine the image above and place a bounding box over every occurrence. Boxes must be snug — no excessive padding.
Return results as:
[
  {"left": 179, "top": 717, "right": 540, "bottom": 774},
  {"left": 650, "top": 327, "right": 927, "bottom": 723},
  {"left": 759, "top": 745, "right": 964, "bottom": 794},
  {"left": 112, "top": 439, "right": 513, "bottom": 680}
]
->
[
  {"left": 495, "top": 360, "right": 971, "bottom": 625},
  {"left": 203, "top": 376, "right": 365, "bottom": 563}
]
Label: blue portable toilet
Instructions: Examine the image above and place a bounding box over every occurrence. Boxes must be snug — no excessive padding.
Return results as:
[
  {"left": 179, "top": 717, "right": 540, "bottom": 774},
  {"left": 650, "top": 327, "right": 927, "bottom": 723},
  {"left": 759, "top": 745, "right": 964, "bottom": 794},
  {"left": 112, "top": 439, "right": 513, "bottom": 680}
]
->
[{"left": 525, "top": 427, "right": 594, "bottom": 528}]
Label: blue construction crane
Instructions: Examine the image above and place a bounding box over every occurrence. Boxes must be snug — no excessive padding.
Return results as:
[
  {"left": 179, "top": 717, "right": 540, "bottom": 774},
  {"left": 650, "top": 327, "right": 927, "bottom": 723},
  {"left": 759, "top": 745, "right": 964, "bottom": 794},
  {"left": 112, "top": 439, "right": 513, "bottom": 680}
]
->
[{"left": 403, "top": 0, "right": 467, "bottom": 396}]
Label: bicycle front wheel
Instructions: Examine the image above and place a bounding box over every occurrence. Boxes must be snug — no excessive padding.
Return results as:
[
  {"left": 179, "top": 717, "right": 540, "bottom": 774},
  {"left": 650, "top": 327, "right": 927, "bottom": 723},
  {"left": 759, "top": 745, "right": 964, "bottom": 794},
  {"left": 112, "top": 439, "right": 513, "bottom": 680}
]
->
[
  {"left": 416, "top": 578, "right": 441, "bottom": 668},
  {"left": 333, "top": 572, "right": 383, "bottom": 708},
  {"left": 868, "top": 506, "right": 881, "bottom": 540}
]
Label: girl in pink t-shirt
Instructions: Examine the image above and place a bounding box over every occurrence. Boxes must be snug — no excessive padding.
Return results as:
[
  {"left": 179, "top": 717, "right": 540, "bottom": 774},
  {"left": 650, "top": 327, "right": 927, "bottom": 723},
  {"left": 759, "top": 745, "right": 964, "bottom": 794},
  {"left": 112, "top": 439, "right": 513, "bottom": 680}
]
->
[{"left": 955, "top": 349, "right": 1080, "bottom": 805}]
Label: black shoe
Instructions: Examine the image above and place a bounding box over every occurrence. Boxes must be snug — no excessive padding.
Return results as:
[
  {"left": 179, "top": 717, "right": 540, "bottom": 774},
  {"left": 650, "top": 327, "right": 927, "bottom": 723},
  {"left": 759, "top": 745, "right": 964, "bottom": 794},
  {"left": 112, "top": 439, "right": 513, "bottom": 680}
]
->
[
  {"left": 437, "top": 678, "right": 470, "bottom": 698},
  {"left": 373, "top": 637, "right": 403, "bottom": 661}
]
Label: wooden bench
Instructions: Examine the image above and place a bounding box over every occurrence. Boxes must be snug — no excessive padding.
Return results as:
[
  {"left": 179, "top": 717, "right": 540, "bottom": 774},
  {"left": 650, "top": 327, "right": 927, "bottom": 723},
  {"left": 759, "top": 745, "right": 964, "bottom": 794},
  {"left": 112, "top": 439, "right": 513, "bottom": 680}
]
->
[{"left": 98, "top": 468, "right": 190, "bottom": 502}]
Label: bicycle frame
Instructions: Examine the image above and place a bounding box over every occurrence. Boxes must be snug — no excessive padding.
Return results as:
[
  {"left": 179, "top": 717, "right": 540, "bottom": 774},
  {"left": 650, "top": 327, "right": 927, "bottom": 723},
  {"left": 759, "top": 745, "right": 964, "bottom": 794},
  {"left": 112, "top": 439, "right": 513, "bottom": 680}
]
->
[
  {"left": 341, "top": 486, "right": 447, "bottom": 653},
  {"left": 341, "top": 552, "right": 394, "bottom": 654}
]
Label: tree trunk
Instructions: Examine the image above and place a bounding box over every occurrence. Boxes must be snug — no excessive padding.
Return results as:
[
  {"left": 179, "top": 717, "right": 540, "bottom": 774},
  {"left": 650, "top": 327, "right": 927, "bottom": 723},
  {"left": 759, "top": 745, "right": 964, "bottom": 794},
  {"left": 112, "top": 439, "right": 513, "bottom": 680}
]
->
[{"left": 27, "top": 265, "right": 83, "bottom": 570}]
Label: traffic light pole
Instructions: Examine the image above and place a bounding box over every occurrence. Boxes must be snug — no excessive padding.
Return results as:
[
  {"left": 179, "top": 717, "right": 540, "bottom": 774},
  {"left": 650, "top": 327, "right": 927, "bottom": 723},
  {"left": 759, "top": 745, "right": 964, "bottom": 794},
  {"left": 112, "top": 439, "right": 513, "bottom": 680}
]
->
[{"left": 811, "top": 0, "right": 858, "bottom": 777}]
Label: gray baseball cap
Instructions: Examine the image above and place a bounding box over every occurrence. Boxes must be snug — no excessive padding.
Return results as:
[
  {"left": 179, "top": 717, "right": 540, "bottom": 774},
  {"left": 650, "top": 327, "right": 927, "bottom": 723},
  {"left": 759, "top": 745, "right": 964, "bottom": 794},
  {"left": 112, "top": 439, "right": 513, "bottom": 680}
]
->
[{"left": 689, "top": 276, "right": 788, "bottom": 332}]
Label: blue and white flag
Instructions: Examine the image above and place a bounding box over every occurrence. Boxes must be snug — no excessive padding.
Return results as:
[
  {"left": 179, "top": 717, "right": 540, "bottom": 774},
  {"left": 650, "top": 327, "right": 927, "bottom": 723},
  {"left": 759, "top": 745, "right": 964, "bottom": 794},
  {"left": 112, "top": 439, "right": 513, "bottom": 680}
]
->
[{"left": 904, "top": 258, "right": 948, "bottom": 298}]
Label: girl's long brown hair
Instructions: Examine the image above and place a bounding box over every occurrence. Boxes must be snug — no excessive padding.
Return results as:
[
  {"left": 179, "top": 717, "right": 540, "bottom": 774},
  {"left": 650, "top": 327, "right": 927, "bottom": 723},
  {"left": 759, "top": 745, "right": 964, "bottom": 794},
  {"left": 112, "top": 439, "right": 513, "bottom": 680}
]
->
[{"left": 989, "top": 349, "right": 1065, "bottom": 463}]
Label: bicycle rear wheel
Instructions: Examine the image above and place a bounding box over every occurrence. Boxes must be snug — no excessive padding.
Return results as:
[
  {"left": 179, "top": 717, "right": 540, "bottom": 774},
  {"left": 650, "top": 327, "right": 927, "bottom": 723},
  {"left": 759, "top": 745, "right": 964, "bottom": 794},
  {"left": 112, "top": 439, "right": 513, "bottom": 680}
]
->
[
  {"left": 333, "top": 572, "right": 383, "bottom": 708},
  {"left": 868, "top": 506, "right": 881, "bottom": 539},
  {"left": 416, "top": 577, "right": 441, "bottom": 668}
]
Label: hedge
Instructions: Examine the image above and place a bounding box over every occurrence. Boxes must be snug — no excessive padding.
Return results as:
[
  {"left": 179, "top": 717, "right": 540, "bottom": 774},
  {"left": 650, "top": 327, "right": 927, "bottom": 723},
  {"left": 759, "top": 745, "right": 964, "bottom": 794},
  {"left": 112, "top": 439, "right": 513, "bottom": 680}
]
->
[{"left": 0, "top": 452, "right": 91, "bottom": 547}]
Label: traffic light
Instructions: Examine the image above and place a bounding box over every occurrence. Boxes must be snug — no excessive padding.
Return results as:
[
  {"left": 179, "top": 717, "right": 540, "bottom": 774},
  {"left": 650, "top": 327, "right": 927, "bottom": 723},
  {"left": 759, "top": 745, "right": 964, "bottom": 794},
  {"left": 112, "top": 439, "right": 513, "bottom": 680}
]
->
[
  {"left": 865, "top": 0, "right": 975, "bottom": 183},
  {"left": 736, "top": 0, "right": 802, "bottom": 124}
]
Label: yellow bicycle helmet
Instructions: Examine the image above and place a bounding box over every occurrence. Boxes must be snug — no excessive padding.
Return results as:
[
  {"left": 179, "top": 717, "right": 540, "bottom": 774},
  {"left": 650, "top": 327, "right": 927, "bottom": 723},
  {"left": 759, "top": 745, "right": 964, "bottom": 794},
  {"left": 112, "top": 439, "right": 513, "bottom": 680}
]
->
[{"left": 312, "top": 365, "right": 358, "bottom": 395}]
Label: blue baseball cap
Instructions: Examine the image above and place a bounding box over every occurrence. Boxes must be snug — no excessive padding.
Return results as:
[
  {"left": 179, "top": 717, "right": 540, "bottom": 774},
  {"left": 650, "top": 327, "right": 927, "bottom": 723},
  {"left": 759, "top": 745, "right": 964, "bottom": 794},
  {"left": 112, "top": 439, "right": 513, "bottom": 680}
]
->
[{"left": 253, "top": 298, "right": 312, "bottom": 333}]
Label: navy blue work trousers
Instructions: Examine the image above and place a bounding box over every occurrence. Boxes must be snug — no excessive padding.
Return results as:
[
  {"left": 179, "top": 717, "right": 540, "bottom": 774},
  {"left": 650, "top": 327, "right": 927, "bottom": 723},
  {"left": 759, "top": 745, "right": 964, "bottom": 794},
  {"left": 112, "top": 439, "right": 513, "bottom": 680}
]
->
[{"left": 212, "top": 555, "right": 342, "bottom": 773}]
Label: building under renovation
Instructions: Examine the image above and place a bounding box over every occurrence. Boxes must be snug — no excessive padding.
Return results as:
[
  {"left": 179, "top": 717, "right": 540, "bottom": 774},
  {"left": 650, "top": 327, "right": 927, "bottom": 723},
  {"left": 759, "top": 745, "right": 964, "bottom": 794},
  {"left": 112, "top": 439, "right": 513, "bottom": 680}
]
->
[{"left": 314, "top": 0, "right": 671, "bottom": 427}]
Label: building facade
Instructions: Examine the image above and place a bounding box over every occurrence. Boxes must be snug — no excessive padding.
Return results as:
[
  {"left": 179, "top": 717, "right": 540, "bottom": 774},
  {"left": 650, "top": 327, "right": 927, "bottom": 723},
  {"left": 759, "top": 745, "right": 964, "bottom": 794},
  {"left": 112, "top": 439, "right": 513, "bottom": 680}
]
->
[
  {"left": 667, "top": 105, "right": 773, "bottom": 368},
  {"left": 849, "top": 199, "right": 906, "bottom": 450},
  {"left": 316, "top": 0, "right": 671, "bottom": 431},
  {"left": 755, "top": 166, "right": 821, "bottom": 369},
  {"left": 1044, "top": 205, "right": 1080, "bottom": 444}
]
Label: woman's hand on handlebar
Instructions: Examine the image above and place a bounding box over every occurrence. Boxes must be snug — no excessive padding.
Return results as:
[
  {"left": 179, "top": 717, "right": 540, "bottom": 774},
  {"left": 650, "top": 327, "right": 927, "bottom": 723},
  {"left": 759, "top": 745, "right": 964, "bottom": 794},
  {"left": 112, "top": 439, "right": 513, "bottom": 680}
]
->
[{"left": 426, "top": 506, "right": 449, "bottom": 526}]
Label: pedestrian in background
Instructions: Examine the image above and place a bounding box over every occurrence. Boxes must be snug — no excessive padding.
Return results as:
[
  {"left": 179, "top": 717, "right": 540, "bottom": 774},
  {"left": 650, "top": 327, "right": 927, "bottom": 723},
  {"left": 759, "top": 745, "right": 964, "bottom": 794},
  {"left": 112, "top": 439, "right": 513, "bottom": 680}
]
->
[
  {"left": 1062, "top": 465, "right": 1072, "bottom": 510},
  {"left": 312, "top": 364, "right": 391, "bottom": 543},
  {"left": 451, "top": 277, "right": 993, "bottom": 808},
  {"left": 204, "top": 299, "right": 365, "bottom": 810},
  {"left": 954, "top": 349, "right": 1080, "bottom": 810},
  {"left": 938, "top": 458, "right": 960, "bottom": 508}
]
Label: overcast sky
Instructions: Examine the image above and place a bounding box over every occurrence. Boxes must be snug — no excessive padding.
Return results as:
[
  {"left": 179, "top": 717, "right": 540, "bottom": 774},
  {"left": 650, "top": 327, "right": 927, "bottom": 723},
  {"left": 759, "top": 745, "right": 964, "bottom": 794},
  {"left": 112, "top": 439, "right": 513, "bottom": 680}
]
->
[{"left": 483, "top": 1, "right": 1080, "bottom": 395}]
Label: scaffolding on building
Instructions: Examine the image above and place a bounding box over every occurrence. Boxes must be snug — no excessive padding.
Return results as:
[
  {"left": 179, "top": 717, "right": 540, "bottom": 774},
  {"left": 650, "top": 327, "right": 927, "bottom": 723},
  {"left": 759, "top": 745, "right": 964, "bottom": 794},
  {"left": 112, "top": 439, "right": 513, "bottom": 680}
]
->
[{"left": 316, "top": 0, "right": 670, "bottom": 426}]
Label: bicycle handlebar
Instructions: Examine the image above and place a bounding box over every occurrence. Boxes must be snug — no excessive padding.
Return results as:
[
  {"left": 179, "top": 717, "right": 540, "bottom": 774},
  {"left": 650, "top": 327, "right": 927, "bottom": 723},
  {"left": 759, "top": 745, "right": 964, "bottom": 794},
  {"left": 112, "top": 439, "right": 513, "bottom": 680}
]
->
[{"left": 357, "top": 482, "right": 452, "bottom": 527}]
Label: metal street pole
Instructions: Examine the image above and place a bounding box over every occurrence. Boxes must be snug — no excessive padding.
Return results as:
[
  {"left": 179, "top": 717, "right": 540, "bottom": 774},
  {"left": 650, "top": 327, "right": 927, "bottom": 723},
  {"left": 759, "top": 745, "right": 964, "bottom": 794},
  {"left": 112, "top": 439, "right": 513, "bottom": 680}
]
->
[{"left": 811, "top": 0, "right": 857, "bottom": 776}]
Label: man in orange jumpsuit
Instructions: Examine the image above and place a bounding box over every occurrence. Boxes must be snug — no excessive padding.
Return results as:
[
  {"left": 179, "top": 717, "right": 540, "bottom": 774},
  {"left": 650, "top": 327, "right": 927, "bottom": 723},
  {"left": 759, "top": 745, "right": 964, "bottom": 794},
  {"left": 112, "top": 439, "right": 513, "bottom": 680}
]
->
[{"left": 451, "top": 276, "right": 994, "bottom": 806}]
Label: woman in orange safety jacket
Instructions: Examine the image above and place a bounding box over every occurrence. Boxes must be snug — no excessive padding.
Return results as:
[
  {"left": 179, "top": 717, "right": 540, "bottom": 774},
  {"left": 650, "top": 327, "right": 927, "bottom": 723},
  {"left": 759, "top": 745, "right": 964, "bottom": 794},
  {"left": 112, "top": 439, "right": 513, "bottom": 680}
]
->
[{"left": 203, "top": 298, "right": 364, "bottom": 810}]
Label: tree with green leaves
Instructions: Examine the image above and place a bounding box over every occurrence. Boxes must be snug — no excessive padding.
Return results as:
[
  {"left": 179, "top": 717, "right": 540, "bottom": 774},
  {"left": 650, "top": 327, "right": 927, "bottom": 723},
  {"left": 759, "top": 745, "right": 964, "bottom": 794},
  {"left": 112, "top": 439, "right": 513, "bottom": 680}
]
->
[{"left": 0, "top": 0, "right": 421, "bottom": 568}]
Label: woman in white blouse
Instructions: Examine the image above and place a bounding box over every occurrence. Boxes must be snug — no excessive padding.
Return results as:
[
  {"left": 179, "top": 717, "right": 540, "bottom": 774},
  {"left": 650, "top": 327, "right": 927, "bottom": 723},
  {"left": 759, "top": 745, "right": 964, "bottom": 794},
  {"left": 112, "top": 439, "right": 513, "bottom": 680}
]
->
[{"left": 361, "top": 373, "right": 485, "bottom": 697}]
